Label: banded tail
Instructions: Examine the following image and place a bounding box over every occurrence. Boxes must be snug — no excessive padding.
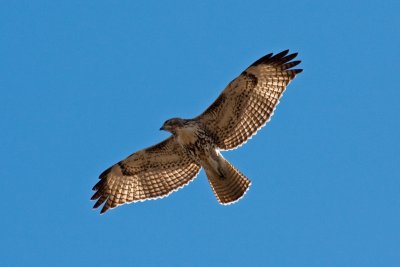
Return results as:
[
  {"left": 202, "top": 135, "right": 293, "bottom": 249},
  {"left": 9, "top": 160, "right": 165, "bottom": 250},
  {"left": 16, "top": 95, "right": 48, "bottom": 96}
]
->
[{"left": 204, "top": 156, "right": 251, "bottom": 204}]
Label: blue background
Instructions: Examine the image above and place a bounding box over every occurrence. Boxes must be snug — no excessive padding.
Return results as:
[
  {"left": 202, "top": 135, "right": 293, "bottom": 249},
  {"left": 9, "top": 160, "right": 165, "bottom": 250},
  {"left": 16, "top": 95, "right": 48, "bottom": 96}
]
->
[{"left": 1, "top": 0, "right": 399, "bottom": 266}]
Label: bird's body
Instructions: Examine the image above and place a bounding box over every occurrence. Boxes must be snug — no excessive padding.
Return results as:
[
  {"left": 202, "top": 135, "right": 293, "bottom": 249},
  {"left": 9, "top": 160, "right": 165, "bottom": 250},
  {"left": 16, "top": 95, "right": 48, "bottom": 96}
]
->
[
  {"left": 173, "top": 120, "right": 217, "bottom": 165},
  {"left": 167, "top": 119, "right": 251, "bottom": 203},
  {"left": 92, "top": 50, "right": 302, "bottom": 214}
]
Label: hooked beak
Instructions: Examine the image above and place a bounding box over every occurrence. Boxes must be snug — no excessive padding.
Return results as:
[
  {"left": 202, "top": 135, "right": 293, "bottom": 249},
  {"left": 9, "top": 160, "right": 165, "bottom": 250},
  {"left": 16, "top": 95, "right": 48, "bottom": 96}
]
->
[{"left": 160, "top": 125, "right": 165, "bottom": 131}]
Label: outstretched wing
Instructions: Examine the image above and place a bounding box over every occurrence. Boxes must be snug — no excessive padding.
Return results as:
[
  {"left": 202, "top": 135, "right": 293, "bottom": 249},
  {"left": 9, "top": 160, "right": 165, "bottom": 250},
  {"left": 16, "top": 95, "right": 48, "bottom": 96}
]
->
[
  {"left": 195, "top": 50, "right": 302, "bottom": 150},
  {"left": 91, "top": 137, "right": 201, "bottom": 214}
]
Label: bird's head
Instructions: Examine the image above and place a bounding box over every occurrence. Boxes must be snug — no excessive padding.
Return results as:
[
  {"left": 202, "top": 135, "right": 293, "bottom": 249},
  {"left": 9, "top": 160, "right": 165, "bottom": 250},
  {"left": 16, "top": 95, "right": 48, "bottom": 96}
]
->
[{"left": 160, "top": 118, "right": 186, "bottom": 133}]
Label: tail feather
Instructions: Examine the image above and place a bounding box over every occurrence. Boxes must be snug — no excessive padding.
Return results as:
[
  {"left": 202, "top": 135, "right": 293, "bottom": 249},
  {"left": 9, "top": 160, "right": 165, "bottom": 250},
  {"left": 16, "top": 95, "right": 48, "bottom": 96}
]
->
[{"left": 204, "top": 157, "right": 251, "bottom": 204}]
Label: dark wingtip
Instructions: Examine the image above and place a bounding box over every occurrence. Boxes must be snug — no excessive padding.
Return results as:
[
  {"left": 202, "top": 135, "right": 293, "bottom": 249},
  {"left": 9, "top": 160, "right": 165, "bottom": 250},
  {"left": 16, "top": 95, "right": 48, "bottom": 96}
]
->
[
  {"left": 251, "top": 52, "right": 273, "bottom": 66},
  {"left": 91, "top": 191, "right": 101, "bottom": 200},
  {"left": 92, "top": 179, "right": 103, "bottom": 191},
  {"left": 270, "top": 50, "right": 290, "bottom": 61},
  {"left": 93, "top": 195, "right": 107, "bottom": 209},
  {"left": 288, "top": 60, "right": 301, "bottom": 68},
  {"left": 281, "top": 52, "right": 297, "bottom": 63},
  {"left": 100, "top": 205, "right": 108, "bottom": 214},
  {"left": 294, "top": 69, "right": 303, "bottom": 74},
  {"left": 99, "top": 166, "right": 112, "bottom": 179},
  {"left": 250, "top": 49, "right": 302, "bottom": 68},
  {"left": 93, "top": 202, "right": 102, "bottom": 209}
]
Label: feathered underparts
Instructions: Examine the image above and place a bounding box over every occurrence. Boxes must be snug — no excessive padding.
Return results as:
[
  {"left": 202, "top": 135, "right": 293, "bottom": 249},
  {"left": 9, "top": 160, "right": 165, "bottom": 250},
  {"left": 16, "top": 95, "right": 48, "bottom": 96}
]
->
[{"left": 91, "top": 50, "right": 302, "bottom": 214}]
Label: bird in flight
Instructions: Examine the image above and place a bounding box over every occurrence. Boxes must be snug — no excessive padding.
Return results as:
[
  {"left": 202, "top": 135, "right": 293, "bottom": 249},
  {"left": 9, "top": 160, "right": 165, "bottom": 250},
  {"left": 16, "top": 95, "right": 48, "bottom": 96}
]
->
[{"left": 91, "top": 50, "right": 302, "bottom": 214}]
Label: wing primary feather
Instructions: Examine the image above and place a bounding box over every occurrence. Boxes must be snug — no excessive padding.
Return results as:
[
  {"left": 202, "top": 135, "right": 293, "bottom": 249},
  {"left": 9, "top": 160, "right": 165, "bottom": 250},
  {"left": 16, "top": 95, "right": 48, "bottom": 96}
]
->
[
  {"left": 91, "top": 137, "right": 201, "bottom": 214},
  {"left": 194, "top": 49, "right": 302, "bottom": 151},
  {"left": 93, "top": 196, "right": 107, "bottom": 209},
  {"left": 91, "top": 191, "right": 102, "bottom": 200},
  {"left": 283, "top": 60, "right": 301, "bottom": 70},
  {"left": 92, "top": 179, "right": 103, "bottom": 191},
  {"left": 280, "top": 52, "right": 298, "bottom": 64},
  {"left": 100, "top": 203, "right": 109, "bottom": 214},
  {"left": 293, "top": 69, "right": 303, "bottom": 74},
  {"left": 250, "top": 53, "right": 273, "bottom": 66},
  {"left": 267, "top": 50, "right": 290, "bottom": 62},
  {"left": 99, "top": 166, "right": 112, "bottom": 180}
]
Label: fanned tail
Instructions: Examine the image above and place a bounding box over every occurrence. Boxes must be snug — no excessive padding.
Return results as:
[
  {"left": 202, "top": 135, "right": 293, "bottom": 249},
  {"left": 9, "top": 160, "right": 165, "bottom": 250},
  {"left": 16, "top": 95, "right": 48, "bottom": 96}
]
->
[{"left": 204, "top": 156, "right": 251, "bottom": 204}]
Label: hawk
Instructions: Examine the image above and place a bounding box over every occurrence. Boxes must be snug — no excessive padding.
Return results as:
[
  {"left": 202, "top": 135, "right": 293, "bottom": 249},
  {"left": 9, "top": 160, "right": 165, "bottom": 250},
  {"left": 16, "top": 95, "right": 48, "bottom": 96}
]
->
[{"left": 91, "top": 50, "right": 302, "bottom": 214}]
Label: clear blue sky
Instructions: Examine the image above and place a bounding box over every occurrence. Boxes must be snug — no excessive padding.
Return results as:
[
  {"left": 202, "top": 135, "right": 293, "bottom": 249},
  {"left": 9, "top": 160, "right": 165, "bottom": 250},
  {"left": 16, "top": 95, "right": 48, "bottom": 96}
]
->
[{"left": 1, "top": 0, "right": 399, "bottom": 266}]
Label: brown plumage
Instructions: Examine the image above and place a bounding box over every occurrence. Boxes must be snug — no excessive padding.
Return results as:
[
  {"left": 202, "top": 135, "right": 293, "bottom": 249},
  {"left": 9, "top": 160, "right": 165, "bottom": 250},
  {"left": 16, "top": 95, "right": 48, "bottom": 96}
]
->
[{"left": 91, "top": 50, "right": 302, "bottom": 214}]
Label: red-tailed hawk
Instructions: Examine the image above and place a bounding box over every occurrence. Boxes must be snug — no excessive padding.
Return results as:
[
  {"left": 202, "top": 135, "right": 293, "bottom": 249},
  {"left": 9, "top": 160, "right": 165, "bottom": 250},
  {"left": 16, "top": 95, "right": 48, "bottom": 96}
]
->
[{"left": 91, "top": 50, "right": 302, "bottom": 214}]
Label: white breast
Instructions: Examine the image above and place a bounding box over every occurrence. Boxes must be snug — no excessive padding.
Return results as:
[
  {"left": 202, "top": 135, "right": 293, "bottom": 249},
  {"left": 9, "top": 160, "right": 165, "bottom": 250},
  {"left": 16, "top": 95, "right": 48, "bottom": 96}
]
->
[{"left": 176, "top": 126, "right": 198, "bottom": 145}]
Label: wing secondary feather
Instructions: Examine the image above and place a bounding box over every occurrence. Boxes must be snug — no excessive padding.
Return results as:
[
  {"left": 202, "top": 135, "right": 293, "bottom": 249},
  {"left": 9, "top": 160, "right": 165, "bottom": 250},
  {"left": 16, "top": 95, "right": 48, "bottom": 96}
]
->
[
  {"left": 91, "top": 137, "right": 201, "bottom": 214},
  {"left": 195, "top": 50, "right": 302, "bottom": 150}
]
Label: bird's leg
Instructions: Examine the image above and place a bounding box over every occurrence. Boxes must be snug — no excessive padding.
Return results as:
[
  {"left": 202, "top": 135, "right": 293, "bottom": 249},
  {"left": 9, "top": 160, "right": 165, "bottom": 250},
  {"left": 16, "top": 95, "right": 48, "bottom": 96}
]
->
[{"left": 209, "top": 150, "right": 226, "bottom": 180}]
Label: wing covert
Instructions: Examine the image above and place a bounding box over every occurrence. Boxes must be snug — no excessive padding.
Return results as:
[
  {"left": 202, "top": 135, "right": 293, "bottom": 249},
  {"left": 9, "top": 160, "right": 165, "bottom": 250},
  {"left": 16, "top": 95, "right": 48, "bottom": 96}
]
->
[
  {"left": 195, "top": 50, "right": 302, "bottom": 150},
  {"left": 91, "top": 137, "right": 201, "bottom": 214}
]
